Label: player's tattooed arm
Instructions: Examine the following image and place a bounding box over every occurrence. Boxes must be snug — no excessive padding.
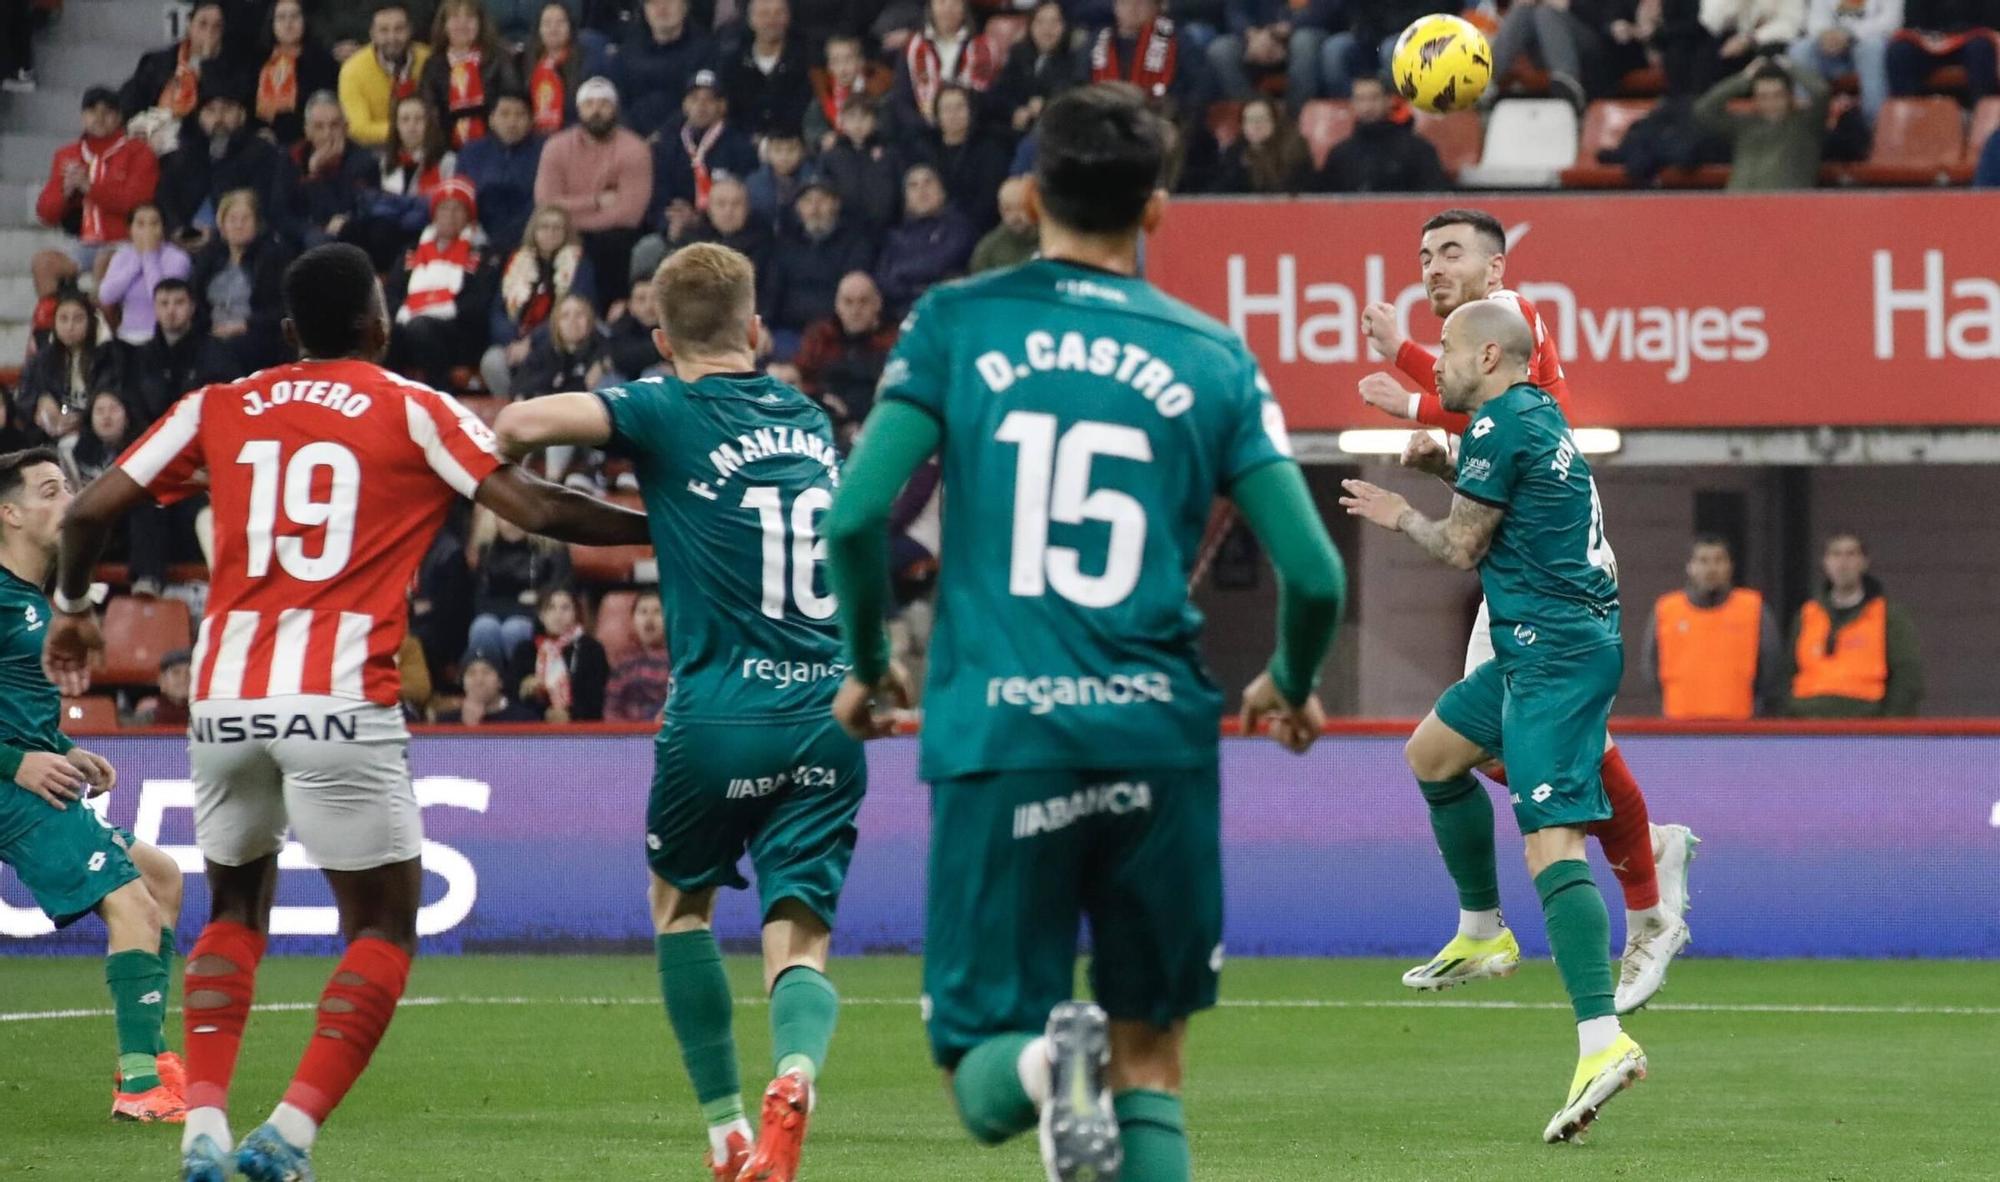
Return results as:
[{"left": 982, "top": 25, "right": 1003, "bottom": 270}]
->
[{"left": 1339, "top": 480, "right": 1502, "bottom": 571}]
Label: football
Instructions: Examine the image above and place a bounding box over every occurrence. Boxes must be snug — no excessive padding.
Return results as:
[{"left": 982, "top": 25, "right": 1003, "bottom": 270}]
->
[{"left": 1390, "top": 13, "right": 1494, "bottom": 114}]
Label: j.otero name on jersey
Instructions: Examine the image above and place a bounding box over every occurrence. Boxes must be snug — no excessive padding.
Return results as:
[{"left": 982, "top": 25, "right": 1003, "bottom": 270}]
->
[
  {"left": 241, "top": 379, "right": 375, "bottom": 418},
  {"left": 973, "top": 332, "right": 1196, "bottom": 418}
]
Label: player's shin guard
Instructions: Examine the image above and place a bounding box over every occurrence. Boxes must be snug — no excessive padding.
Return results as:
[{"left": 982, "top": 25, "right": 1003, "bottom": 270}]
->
[
  {"left": 951, "top": 1033, "right": 1040, "bottom": 1145},
  {"left": 1535, "top": 860, "right": 1618, "bottom": 1023},
  {"left": 182, "top": 921, "right": 268, "bottom": 1112},
  {"left": 657, "top": 931, "right": 746, "bottom": 1124},
  {"left": 1113, "top": 1090, "right": 1191, "bottom": 1182},
  {"left": 106, "top": 949, "right": 170, "bottom": 1092},
  {"left": 1417, "top": 776, "right": 1501, "bottom": 911},
  {"left": 278, "top": 937, "right": 412, "bottom": 1124},
  {"left": 769, "top": 965, "right": 838, "bottom": 1083},
  {"left": 1588, "top": 749, "right": 1660, "bottom": 911}
]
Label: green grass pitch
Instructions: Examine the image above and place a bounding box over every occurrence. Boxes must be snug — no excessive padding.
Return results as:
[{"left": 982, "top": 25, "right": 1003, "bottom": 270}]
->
[{"left": 2, "top": 955, "right": 1994, "bottom": 1180}]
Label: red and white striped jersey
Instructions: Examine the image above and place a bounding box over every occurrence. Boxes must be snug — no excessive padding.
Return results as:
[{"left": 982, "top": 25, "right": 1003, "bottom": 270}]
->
[
  {"left": 117, "top": 358, "right": 506, "bottom": 707},
  {"left": 1395, "top": 288, "right": 1572, "bottom": 435}
]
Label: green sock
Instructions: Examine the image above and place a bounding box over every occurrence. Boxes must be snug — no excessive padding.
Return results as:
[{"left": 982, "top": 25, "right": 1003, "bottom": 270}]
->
[
  {"left": 105, "top": 949, "right": 167, "bottom": 1092},
  {"left": 1536, "top": 859, "right": 1617, "bottom": 1022},
  {"left": 1418, "top": 776, "right": 1501, "bottom": 911},
  {"left": 1114, "top": 1089, "right": 1191, "bottom": 1182},
  {"left": 769, "top": 965, "right": 838, "bottom": 1083},
  {"left": 950, "top": 1033, "right": 1038, "bottom": 1145},
  {"left": 157, "top": 926, "right": 176, "bottom": 1010},
  {"left": 656, "top": 931, "right": 743, "bottom": 1125}
]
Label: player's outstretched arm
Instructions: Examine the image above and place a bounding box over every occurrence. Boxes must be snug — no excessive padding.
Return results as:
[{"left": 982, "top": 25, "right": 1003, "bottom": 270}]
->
[
  {"left": 1230, "top": 462, "right": 1346, "bottom": 731},
  {"left": 492, "top": 392, "right": 615, "bottom": 461},
  {"left": 474, "top": 465, "right": 651, "bottom": 547},
  {"left": 1340, "top": 480, "right": 1501, "bottom": 571},
  {"left": 45, "top": 469, "right": 154, "bottom": 694}
]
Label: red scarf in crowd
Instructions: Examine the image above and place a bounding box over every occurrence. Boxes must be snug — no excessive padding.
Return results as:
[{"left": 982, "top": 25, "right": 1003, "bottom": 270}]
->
[
  {"left": 530, "top": 50, "right": 569, "bottom": 132},
  {"left": 817, "top": 74, "right": 863, "bottom": 131},
  {"left": 446, "top": 49, "right": 489, "bottom": 147},
  {"left": 904, "top": 25, "right": 996, "bottom": 119},
  {"left": 1091, "top": 17, "right": 1178, "bottom": 100},
  {"left": 257, "top": 47, "right": 300, "bottom": 124},
  {"left": 535, "top": 626, "right": 584, "bottom": 712},
  {"left": 680, "top": 118, "right": 725, "bottom": 209},
  {"left": 160, "top": 40, "right": 203, "bottom": 117},
  {"left": 396, "top": 231, "right": 480, "bottom": 322},
  {"left": 76, "top": 132, "right": 132, "bottom": 243}
]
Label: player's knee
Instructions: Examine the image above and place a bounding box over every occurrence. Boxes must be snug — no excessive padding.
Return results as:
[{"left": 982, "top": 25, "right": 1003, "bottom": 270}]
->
[
  {"left": 101, "top": 882, "right": 162, "bottom": 943},
  {"left": 1107, "top": 1021, "right": 1185, "bottom": 1093},
  {"left": 1404, "top": 733, "right": 1456, "bottom": 782}
]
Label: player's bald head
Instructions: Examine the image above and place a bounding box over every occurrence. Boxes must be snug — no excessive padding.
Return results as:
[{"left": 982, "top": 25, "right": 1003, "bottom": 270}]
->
[{"left": 1446, "top": 299, "right": 1535, "bottom": 367}]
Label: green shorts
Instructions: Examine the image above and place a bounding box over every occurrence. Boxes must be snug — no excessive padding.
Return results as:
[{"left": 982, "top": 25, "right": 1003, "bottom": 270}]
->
[
  {"left": 1433, "top": 644, "right": 1621, "bottom": 834},
  {"left": 645, "top": 715, "right": 866, "bottom": 928},
  {"left": 923, "top": 765, "right": 1222, "bottom": 1069},
  {"left": 0, "top": 798, "right": 141, "bottom": 928}
]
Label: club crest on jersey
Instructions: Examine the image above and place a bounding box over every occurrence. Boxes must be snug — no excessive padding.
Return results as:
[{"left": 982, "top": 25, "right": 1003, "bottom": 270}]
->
[
  {"left": 1513, "top": 624, "right": 1537, "bottom": 646},
  {"left": 1471, "top": 417, "right": 1495, "bottom": 438},
  {"left": 22, "top": 604, "right": 42, "bottom": 632}
]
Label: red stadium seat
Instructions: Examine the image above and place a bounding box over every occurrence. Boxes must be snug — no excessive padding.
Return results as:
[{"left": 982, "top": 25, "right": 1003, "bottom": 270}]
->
[
  {"left": 982, "top": 14, "right": 1028, "bottom": 58},
  {"left": 1560, "top": 100, "right": 1654, "bottom": 188},
  {"left": 96, "top": 596, "right": 193, "bottom": 686},
  {"left": 1206, "top": 100, "right": 1244, "bottom": 149},
  {"left": 594, "top": 590, "right": 639, "bottom": 666},
  {"left": 1414, "top": 109, "right": 1483, "bottom": 178},
  {"left": 1616, "top": 66, "right": 1667, "bottom": 97},
  {"left": 1296, "top": 100, "right": 1355, "bottom": 169},
  {"left": 92, "top": 562, "right": 209, "bottom": 588},
  {"left": 1839, "top": 97, "right": 1964, "bottom": 185},
  {"left": 60, "top": 696, "right": 120, "bottom": 733}
]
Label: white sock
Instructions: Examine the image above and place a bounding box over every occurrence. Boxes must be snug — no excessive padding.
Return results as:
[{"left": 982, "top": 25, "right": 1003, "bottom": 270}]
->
[
  {"left": 1627, "top": 905, "right": 1669, "bottom": 932},
  {"left": 1457, "top": 908, "right": 1504, "bottom": 940},
  {"left": 1016, "top": 1035, "right": 1052, "bottom": 1106},
  {"left": 268, "top": 1101, "right": 319, "bottom": 1151},
  {"left": 182, "top": 1106, "right": 231, "bottom": 1154},
  {"left": 708, "top": 1117, "right": 753, "bottom": 1161},
  {"left": 1577, "top": 1016, "right": 1622, "bottom": 1058}
]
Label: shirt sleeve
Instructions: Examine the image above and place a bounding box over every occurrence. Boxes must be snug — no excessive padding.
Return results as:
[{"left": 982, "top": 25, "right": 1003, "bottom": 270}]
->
[
  {"left": 875, "top": 292, "right": 950, "bottom": 422},
  {"left": 592, "top": 378, "right": 668, "bottom": 463},
  {"left": 1453, "top": 410, "right": 1520, "bottom": 509},
  {"left": 1221, "top": 348, "right": 1294, "bottom": 488},
  {"left": 404, "top": 386, "right": 507, "bottom": 498},
  {"left": 116, "top": 387, "right": 208, "bottom": 505}
]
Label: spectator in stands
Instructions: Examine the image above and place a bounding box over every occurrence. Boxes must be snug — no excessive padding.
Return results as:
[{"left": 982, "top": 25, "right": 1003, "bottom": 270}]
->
[
  {"left": 33, "top": 87, "right": 160, "bottom": 303},
  {"left": 995, "top": 2, "right": 1084, "bottom": 137},
  {"left": 57, "top": 390, "right": 130, "bottom": 493},
  {"left": 653, "top": 69, "right": 760, "bottom": 229},
  {"left": 423, "top": 0, "right": 525, "bottom": 149},
  {"left": 821, "top": 95, "right": 905, "bottom": 231},
  {"left": 616, "top": 0, "right": 715, "bottom": 138},
  {"left": 1083, "top": 0, "right": 1212, "bottom": 110},
  {"left": 914, "top": 84, "right": 1009, "bottom": 230},
  {"left": 289, "top": 92, "right": 382, "bottom": 247},
  {"left": 1642, "top": 535, "right": 1782, "bottom": 719},
  {"left": 17, "top": 290, "right": 116, "bottom": 444},
  {"left": 343, "top": 93, "right": 454, "bottom": 267},
  {"left": 1206, "top": 0, "right": 1336, "bottom": 114},
  {"left": 1313, "top": 78, "right": 1450, "bottom": 192},
  {"left": 808, "top": 33, "right": 896, "bottom": 150},
  {"left": 133, "top": 651, "right": 194, "bottom": 728},
  {"left": 1784, "top": 532, "right": 1924, "bottom": 717},
  {"left": 411, "top": 516, "right": 473, "bottom": 689},
  {"left": 486, "top": 0, "right": 551, "bottom": 49},
  {"left": 1602, "top": 0, "right": 1671, "bottom": 87},
  {"left": 1, "top": 0, "right": 40, "bottom": 93},
  {"left": 443, "top": 655, "right": 542, "bottom": 723},
  {"left": 970, "top": 176, "right": 1037, "bottom": 273},
  {"left": 759, "top": 180, "right": 875, "bottom": 357},
  {"left": 1695, "top": 55, "right": 1830, "bottom": 189},
  {"left": 1212, "top": 96, "right": 1312, "bottom": 193},
  {"left": 1318, "top": 0, "right": 1433, "bottom": 97},
  {"left": 526, "top": 1, "right": 613, "bottom": 131},
  {"left": 536, "top": 76, "right": 653, "bottom": 309},
  {"left": 512, "top": 290, "right": 612, "bottom": 463},
  {"left": 632, "top": 174, "right": 772, "bottom": 284},
  {"left": 874, "top": 163, "right": 974, "bottom": 315},
  {"left": 256, "top": 0, "right": 341, "bottom": 145},
  {"left": 457, "top": 90, "right": 543, "bottom": 255},
  {"left": 122, "top": 0, "right": 225, "bottom": 120},
  {"left": 98, "top": 205, "right": 192, "bottom": 347},
  {"left": 338, "top": 2, "right": 432, "bottom": 149},
  {"left": 721, "top": 0, "right": 815, "bottom": 136},
  {"left": 125, "top": 279, "right": 231, "bottom": 430},
  {"left": 605, "top": 275, "right": 665, "bottom": 379},
  {"left": 157, "top": 69, "right": 293, "bottom": 247},
  {"left": 189, "top": 189, "right": 292, "bottom": 375},
  {"left": 483, "top": 203, "right": 597, "bottom": 394},
  {"left": 605, "top": 594, "right": 672, "bottom": 722},
  {"left": 509, "top": 586, "right": 608, "bottom": 722},
  {"left": 1978, "top": 120, "right": 2000, "bottom": 182},
  {"left": 388, "top": 176, "right": 497, "bottom": 388},
  {"left": 795, "top": 271, "right": 896, "bottom": 445},
  {"left": 1698, "top": 0, "right": 1806, "bottom": 86},
  {"left": 1788, "top": 0, "right": 1898, "bottom": 120},
  {"left": 1887, "top": 0, "right": 1999, "bottom": 103},
  {"left": 468, "top": 506, "right": 574, "bottom": 663},
  {"left": 897, "top": 0, "right": 999, "bottom": 131},
  {"left": 1488, "top": 0, "right": 1614, "bottom": 108},
  {"left": 745, "top": 128, "right": 812, "bottom": 228}
]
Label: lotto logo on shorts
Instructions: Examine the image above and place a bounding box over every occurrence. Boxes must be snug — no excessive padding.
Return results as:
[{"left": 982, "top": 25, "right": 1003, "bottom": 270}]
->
[
  {"left": 1532, "top": 784, "right": 1555, "bottom": 803},
  {"left": 86, "top": 852, "right": 106, "bottom": 872}
]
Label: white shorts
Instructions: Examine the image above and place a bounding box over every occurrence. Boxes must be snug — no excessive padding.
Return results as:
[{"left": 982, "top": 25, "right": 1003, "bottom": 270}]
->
[
  {"left": 1463, "top": 598, "right": 1495, "bottom": 677},
  {"left": 188, "top": 695, "right": 420, "bottom": 872}
]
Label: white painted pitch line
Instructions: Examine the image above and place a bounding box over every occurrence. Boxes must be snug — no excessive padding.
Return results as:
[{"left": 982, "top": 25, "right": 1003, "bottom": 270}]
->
[{"left": 5, "top": 995, "right": 1998, "bottom": 1025}]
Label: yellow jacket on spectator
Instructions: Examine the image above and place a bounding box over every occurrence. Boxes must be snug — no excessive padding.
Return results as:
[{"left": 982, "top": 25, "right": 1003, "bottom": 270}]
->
[{"left": 339, "top": 44, "right": 433, "bottom": 149}]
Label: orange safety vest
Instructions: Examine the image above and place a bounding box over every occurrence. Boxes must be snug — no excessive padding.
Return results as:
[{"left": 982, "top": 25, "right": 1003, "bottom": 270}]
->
[
  {"left": 1654, "top": 588, "right": 1762, "bottom": 720},
  {"left": 1791, "top": 598, "right": 1888, "bottom": 703}
]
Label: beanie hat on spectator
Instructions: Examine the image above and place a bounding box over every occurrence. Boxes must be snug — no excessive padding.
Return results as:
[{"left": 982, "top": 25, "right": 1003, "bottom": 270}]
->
[
  {"left": 197, "top": 63, "right": 252, "bottom": 111},
  {"left": 81, "top": 86, "right": 121, "bottom": 112},
  {"left": 430, "top": 175, "right": 479, "bottom": 222},
  {"left": 576, "top": 76, "right": 619, "bottom": 108},
  {"left": 687, "top": 69, "right": 721, "bottom": 95}
]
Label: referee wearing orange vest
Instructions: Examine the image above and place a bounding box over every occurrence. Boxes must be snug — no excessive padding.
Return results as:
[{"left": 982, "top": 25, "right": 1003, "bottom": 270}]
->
[
  {"left": 1781, "top": 532, "right": 1923, "bottom": 718},
  {"left": 1644, "top": 535, "right": 1782, "bottom": 720}
]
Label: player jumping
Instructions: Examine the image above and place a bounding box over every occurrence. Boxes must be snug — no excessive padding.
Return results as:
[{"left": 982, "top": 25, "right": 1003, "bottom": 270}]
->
[
  {"left": 1357, "top": 208, "right": 1698, "bottom": 1013},
  {"left": 826, "top": 84, "right": 1348, "bottom": 1182},
  {"left": 0, "top": 448, "right": 188, "bottom": 1123},
  {"left": 1343, "top": 300, "right": 1649, "bottom": 1142},
  {"left": 44, "top": 243, "right": 651, "bottom": 1182},
  {"left": 494, "top": 243, "right": 867, "bottom": 1182}
]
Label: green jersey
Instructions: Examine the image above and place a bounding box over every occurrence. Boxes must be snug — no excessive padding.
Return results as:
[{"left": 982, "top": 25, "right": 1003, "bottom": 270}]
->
[
  {"left": 1453, "top": 383, "right": 1621, "bottom": 669},
  {"left": 0, "top": 565, "right": 75, "bottom": 844},
  {"left": 878, "top": 258, "right": 1295, "bottom": 780},
  {"left": 596, "top": 372, "right": 846, "bottom": 723}
]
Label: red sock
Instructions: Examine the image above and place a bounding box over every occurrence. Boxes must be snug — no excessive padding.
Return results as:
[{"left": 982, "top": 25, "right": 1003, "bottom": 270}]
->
[
  {"left": 280, "top": 938, "right": 412, "bottom": 1124},
  {"left": 183, "top": 921, "right": 268, "bottom": 1112},
  {"left": 1588, "top": 748, "right": 1660, "bottom": 910}
]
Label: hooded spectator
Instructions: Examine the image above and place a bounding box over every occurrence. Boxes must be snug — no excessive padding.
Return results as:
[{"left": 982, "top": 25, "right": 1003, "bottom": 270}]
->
[
  {"left": 338, "top": 2, "right": 433, "bottom": 149},
  {"left": 616, "top": 0, "right": 716, "bottom": 138},
  {"left": 388, "top": 176, "right": 499, "bottom": 388},
  {"left": 121, "top": 0, "right": 225, "bottom": 120},
  {"left": 873, "top": 163, "right": 974, "bottom": 314},
  {"left": 483, "top": 203, "right": 597, "bottom": 394},
  {"left": 189, "top": 188, "right": 294, "bottom": 375},
  {"left": 256, "top": 0, "right": 341, "bottom": 145},
  {"left": 422, "top": 0, "right": 526, "bottom": 149},
  {"left": 97, "top": 205, "right": 192, "bottom": 347}
]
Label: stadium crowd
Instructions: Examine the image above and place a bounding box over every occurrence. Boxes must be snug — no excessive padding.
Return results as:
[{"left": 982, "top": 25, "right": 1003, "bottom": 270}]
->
[{"left": 4, "top": 0, "right": 1958, "bottom": 723}]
